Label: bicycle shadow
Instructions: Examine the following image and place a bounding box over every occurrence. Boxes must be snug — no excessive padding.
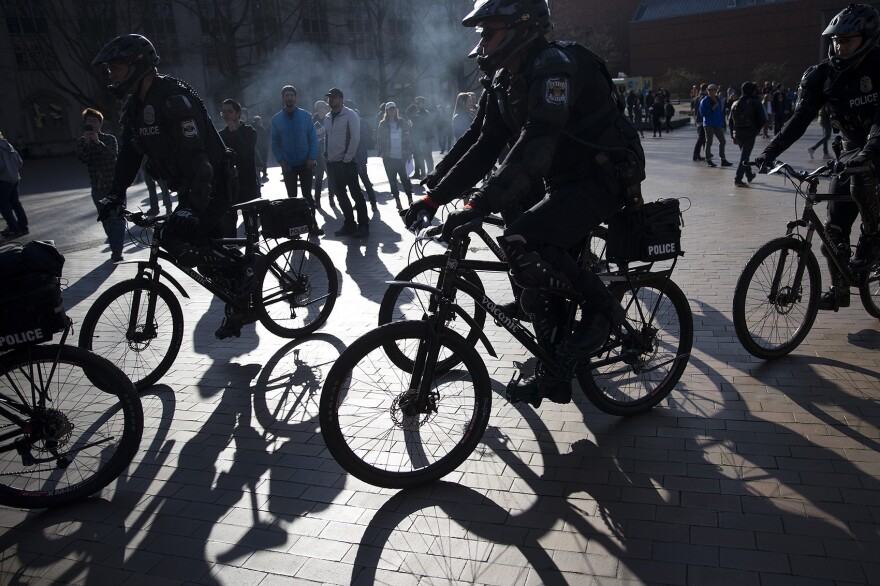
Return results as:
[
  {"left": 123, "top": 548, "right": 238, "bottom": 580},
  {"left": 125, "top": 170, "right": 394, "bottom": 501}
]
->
[
  {"left": 348, "top": 299, "right": 879, "bottom": 583},
  {"left": 0, "top": 385, "right": 178, "bottom": 585},
  {"left": 59, "top": 261, "right": 121, "bottom": 315}
]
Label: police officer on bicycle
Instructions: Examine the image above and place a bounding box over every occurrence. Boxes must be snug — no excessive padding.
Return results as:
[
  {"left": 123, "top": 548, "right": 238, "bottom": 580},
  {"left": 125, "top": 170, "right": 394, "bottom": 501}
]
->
[
  {"left": 404, "top": 0, "right": 645, "bottom": 407},
  {"left": 756, "top": 3, "right": 880, "bottom": 310},
  {"left": 93, "top": 34, "right": 247, "bottom": 339}
]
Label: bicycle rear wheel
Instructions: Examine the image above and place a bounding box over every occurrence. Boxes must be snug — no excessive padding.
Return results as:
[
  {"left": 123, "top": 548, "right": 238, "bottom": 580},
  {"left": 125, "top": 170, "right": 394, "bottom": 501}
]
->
[
  {"left": 859, "top": 265, "right": 880, "bottom": 319},
  {"left": 79, "top": 279, "right": 183, "bottom": 391},
  {"left": 732, "top": 237, "right": 821, "bottom": 359},
  {"left": 0, "top": 345, "right": 143, "bottom": 509},
  {"left": 378, "top": 255, "right": 486, "bottom": 372},
  {"left": 320, "top": 321, "right": 491, "bottom": 489},
  {"left": 579, "top": 278, "right": 693, "bottom": 416},
  {"left": 257, "top": 240, "right": 337, "bottom": 337}
]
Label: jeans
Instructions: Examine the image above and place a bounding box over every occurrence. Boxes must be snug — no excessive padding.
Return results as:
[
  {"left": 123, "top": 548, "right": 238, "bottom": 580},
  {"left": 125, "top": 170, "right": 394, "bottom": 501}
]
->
[
  {"left": 282, "top": 164, "right": 316, "bottom": 209},
  {"left": 0, "top": 180, "right": 27, "bottom": 233},
  {"left": 357, "top": 158, "right": 376, "bottom": 203},
  {"left": 693, "top": 125, "right": 705, "bottom": 159},
  {"left": 810, "top": 124, "right": 832, "bottom": 155},
  {"left": 326, "top": 160, "right": 368, "bottom": 227},
  {"left": 734, "top": 131, "right": 757, "bottom": 182},
  {"left": 382, "top": 157, "right": 413, "bottom": 206},
  {"left": 91, "top": 187, "right": 125, "bottom": 255},
  {"left": 145, "top": 173, "right": 172, "bottom": 212},
  {"left": 704, "top": 125, "right": 726, "bottom": 161}
]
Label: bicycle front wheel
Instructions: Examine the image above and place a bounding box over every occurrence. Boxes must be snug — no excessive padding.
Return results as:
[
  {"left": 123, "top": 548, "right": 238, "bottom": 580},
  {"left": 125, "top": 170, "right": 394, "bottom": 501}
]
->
[
  {"left": 732, "top": 237, "right": 821, "bottom": 359},
  {"left": 859, "top": 265, "right": 880, "bottom": 319},
  {"left": 79, "top": 279, "right": 184, "bottom": 391},
  {"left": 0, "top": 345, "right": 143, "bottom": 509},
  {"left": 257, "top": 240, "right": 338, "bottom": 337},
  {"left": 579, "top": 278, "right": 693, "bottom": 416},
  {"left": 319, "top": 321, "right": 492, "bottom": 489},
  {"left": 378, "top": 255, "right": 486, "bottom": 372}
]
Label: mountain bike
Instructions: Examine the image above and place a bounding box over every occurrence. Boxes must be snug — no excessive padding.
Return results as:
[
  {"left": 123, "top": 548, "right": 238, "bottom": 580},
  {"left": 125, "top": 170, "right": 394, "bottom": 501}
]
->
[
  {"left": 732, "top": 161, "right": 880, "bottom": 359},
  {"left": 1, "top": 316, "right": 142, "bottom": 508},
  {"left": 378, "top": 212, "right": 609, "bottom": 371},
  {"left": 79, "top": 198, "right": 338, "bottom": 390},
  {"left": 319, "top": 213, "right": 693, "bottom": 489}
]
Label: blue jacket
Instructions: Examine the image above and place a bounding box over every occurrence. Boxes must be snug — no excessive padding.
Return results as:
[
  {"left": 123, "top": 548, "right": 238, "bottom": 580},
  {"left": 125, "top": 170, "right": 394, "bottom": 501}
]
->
[
  {"left": 271, "top": 107, "right": 318, "bottom": 166},
  {"left": 699, "top": 96, "right": 725, "bottom": 128}
]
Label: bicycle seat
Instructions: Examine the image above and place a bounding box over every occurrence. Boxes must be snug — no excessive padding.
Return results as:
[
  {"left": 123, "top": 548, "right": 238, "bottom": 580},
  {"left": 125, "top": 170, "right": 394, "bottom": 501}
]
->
[{"left": 232, "top": 198, "right": 273, "bottom": 212}]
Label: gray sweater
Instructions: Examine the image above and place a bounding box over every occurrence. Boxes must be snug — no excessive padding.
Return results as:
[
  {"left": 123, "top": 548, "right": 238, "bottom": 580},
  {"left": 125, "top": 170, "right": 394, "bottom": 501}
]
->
[{"left": 323, "top": 106, "right": 360, "bottom": 163}]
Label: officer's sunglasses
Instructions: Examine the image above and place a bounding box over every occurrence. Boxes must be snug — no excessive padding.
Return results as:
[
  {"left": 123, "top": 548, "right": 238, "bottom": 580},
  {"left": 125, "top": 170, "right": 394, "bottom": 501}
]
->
[{"left": 477, "top": 25, "right": 507, "bottom": 41}]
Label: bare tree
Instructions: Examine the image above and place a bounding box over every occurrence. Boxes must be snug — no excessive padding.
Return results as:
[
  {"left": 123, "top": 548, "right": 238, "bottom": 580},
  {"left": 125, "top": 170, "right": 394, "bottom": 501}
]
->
[{"left": 174, "top": 0, "right": 307, "bottom": 101}]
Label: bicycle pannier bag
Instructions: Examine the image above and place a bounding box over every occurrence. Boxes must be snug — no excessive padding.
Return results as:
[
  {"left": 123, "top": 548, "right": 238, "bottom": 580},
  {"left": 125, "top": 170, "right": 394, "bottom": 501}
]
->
[
  {"left": 607, "top": 198, "right": 682, "bottom": 262},
  {"left": 260, "top": 198, "right": 312, "bottom": 238},
  {"left": 0, "top": 241, "right": 67, "bottom": 349}
]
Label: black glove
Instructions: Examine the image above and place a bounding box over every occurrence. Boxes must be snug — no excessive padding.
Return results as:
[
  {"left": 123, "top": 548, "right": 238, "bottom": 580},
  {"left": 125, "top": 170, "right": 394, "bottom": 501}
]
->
[
  {"left": 422, "top": 171, "right": 441, "bottom": 191},
  {"left": 168, "top": 208, "right": 199, "bottom": 227},
  {"left": 97, "top": 192, "right": 124, "bottom": 222},
  {"left": 402, "top": 196, "right": 439, "bottom": 230},
  {"left": 440, "top": 205, "right": 484, "bottom": 243}
]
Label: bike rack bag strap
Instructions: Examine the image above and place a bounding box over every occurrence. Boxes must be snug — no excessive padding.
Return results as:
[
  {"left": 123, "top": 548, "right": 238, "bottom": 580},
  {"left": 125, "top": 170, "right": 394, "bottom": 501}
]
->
[
  {"left": 606, "top": 198, "right": 683, "bottom": 263},
  {"left": 0, "top": 240, "right": 67, "bottom": 350}
]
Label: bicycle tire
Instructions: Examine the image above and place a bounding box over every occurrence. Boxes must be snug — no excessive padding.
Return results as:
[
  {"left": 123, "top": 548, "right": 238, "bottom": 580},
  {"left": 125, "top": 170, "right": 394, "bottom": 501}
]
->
[
  {"left": 0, "top": 344, "right": 143, "bottom": 509},
  {"left": 859, "top": 266, "right": 880, "bottom": 319},
  {"left": 378, "top": 255, "right": 486, "bottom": 372},
  {"left": 256, "top": 239, "right": 338, "bottom": 337},
  {"left": 579, "top": 278, "right": 693, "bottom": 416},
  {"left": 319, "top": 321, "right": 492, "bottom": 489},
  {"left": 732, "top": 237, "right": 821, "bottom": 359},
  {"left": 79, "top": 279, "right": 184, "bottom": 391}
]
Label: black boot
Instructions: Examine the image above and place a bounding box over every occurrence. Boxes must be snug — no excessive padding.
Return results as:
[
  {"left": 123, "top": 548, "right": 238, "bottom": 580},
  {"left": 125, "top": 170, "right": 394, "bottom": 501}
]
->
[{"left": 850, "top": 230, "right": 880, "bottom": 272}]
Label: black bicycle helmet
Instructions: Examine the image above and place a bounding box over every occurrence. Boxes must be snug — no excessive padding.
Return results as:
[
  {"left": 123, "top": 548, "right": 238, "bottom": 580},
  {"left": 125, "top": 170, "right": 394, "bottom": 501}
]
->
[
  {"left": 462, "top": 0, "right": 552, "bottom": 72},
  {"left": 823, "top": 3, "right": 880, "bottom": 72},
  {"left": 92, "top": 34, "right": 161, "bottom": 98}
]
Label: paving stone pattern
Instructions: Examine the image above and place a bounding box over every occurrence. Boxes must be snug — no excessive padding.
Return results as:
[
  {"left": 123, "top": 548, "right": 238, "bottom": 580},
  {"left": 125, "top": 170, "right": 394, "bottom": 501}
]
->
[{"left": 1, "top": 123, "right": 878, "bottom": 585}]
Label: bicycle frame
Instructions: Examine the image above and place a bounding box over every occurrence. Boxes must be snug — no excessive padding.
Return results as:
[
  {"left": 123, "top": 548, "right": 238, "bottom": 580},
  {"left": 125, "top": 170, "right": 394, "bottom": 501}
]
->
[{"left": 393, "top": 226, "right": 677, "bottom": 383}]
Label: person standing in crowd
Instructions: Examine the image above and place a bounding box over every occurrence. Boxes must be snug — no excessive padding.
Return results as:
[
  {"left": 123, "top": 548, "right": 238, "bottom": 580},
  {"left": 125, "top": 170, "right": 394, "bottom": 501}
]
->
[
  {"left": 807, "top": 103, "right": 833, "bottom": 159},
  {"left": 728, "top": 81, "right": 767, "bottom": 187},
  {"left": 692, "top": 83, "right": 707, "bottom": 161},
  {"left": 143, "top": 162, "right": 172, "bottom": 216},
  {"left": 700, "top": 84, "right": 733, "bottom": 167},
  {"left": 452, "top": 92, "right": 477, "bottom": 141},
  {"left": 437, "top": 104, "right": 452, "bottom": 154},
  {"left": 271, "top": 85, "right": 322, "bottom": 235},
  {"left": 92, "top": 34, "right": 245, "bottom": 338},
  {"left": 76, "top": 107, "right": 123, "bottom": 261},
  {"left": 219, "top": 98, "right": 260, "bottom": 235},
  {"left": 664, "top": 98, "right": 675, "bottom": 133},
  {"left": 376, "top": 102, "right": 414, "bottom": 211},
  {"left": 252, "top": 115, "right": 270, "bottom": 182},
  {"left": 0, "top": 130, "right": 27, "bottom": 240},
  {"left": 757, "top": 3, "right": 880, "bottom": 309},
  {"left": 324, "top": 87, "right": 369, "bottom": 238},
  {"left": 762, "top": 92, "right": 773, "bottom": 137},
  {"left": 650, "top": 94, "right": 664, "bottom": 137},
  {"left": 771, "top": 83, "right": 788, "bottom": 134},
  {"left": 349, "top": 102, "right": 378, "bottom": 211},
  {"left": 312, "top": 100, "right": 334, "bottom": 208},
  {"left": 410, "top": 96, "right": 435, "bottom": 178}
]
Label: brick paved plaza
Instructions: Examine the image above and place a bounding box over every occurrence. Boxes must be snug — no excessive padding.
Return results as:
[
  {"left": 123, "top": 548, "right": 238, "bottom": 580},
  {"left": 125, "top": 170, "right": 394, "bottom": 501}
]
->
[{"left": 1, "top": 124, "right": 878, "bottom": 585}]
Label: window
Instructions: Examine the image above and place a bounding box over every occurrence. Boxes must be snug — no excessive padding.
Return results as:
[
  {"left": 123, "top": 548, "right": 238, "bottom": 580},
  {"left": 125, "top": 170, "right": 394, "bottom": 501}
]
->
[
  {"left": 387, "top": 0, "right": 410, "bottom": 52},
  {"left": 77, "top": 1, "right": 116, "bottom": 40},
  {"left": 253, "top": 0, "right": 280, "bottom": 60},
  {"left": 27, "top": 94, "right": 68, "bottom": 143},
  {"left": 142, "top": 1, "right": 179, "bottom": 64},
  {"left": 303, "top": 0, "right": 329, "bottom": 42},
  {"left": 347, "top": 6, "right": 372, "bottom": 60},
  {"left": 3, "top": 2, "right": 56, "bottom": 70}
]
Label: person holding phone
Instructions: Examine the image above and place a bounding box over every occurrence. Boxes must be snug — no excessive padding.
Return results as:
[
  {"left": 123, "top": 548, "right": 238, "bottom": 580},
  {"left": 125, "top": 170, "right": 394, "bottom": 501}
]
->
[{"left": 75, "top": 107, "right": 122, "bottom": 262}]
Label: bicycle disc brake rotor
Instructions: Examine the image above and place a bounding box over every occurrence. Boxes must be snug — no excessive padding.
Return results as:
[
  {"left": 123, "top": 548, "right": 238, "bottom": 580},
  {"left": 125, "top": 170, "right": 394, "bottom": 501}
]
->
[
  {"left": 390, "top": 389, "right": 437, "bottom": 430},
  {"left": 771, "top": 286, "right": 799, "bottom": 314}
]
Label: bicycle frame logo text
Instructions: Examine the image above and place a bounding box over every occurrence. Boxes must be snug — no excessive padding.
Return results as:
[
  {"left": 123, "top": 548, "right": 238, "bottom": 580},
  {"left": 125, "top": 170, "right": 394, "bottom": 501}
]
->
[{"left": 483, "top": 296, "right": 521, "bottom": 333}]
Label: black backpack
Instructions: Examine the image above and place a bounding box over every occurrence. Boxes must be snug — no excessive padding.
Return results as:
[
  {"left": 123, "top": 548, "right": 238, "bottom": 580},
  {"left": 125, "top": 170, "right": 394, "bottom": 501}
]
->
[{"left": 731, "top": 97, "right": 756, "bottom": 128}]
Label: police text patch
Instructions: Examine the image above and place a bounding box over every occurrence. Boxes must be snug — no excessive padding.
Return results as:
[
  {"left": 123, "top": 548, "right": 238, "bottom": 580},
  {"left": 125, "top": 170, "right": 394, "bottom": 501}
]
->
[
  {"left": 181, "top": 119, "right": 198, "bottom": 138},
  {"left": 545, "top": 78, "right": 569, "bottom": 105}
]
